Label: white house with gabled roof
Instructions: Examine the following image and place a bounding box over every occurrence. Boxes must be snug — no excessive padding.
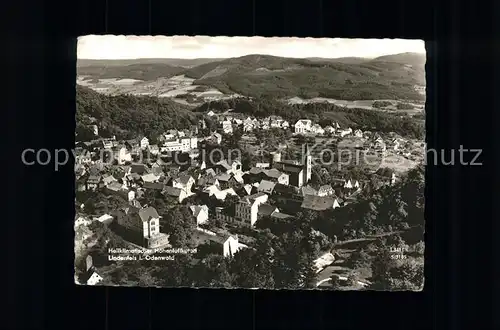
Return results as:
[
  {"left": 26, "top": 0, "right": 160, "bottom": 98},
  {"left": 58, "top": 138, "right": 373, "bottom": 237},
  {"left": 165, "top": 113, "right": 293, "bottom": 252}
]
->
[
  {"left": 140, "top": 137, "right": 149, "bottom": 150},
  {"left": 294, "top": 119, "right": 312, "bottom": 134}
]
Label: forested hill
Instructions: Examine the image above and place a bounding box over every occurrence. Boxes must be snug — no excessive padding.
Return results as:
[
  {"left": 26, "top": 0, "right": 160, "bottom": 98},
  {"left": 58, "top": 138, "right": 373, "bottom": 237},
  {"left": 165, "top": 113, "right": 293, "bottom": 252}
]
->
[
  {"left": 314, "top": 164, "right": 425, "bottom": 243},
  {"left": 77, "top": 58, "right": 224, "bottom": 69},
  {"left": 183, "top": 53, "right": 425, "bottom": 100},
  {"left": 77, "top": 63, "right": 185, "bottom": 81},
  {"left": 370, "top": 52, "right": 426, "bottom": 67},
  {"left": 77, "top": 53, "right": 426, "bottom": 101},
  {"left": 76, "top": 85, "right": 198, "bottom": 141}
]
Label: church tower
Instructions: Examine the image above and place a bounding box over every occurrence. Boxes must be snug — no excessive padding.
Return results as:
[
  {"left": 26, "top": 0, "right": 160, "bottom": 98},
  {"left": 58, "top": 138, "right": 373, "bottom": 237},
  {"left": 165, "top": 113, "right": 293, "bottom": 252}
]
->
[{"left": 303, "top": 144, "right": 312, "bottom": 184}]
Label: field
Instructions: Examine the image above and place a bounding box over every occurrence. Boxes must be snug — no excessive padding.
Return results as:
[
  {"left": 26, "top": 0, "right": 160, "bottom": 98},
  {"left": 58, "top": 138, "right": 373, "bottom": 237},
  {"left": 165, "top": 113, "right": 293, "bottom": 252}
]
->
[
  {"left": 77, "top": 74, "right": 241, "bottom": 106},
  {"left": 380, "top": 153, "right": 419, "bottom": 173},
  {"left": 78, "top": 73, "right": 425, "bottom": 118},
  {"left": 287, "top": 97, "right": 424, "bottom": 116}
]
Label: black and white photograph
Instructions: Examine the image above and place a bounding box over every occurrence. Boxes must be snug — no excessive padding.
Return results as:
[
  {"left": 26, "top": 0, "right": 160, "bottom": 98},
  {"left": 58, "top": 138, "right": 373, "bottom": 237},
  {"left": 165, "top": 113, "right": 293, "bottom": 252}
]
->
[{"left": 74, "top": 35, "right": 425, "bottom": 290}]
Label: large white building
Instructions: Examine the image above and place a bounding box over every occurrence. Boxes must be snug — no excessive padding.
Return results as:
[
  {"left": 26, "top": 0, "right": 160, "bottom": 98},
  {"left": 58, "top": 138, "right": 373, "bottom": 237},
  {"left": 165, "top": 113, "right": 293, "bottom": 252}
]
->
[
  {"left": 115, "top": 147, "right": 132, "bottom": 165},
  {"left": 215, "top": 192, "right": 269, "bottom": 228},
  {"left": 294, "top": 119, "right": 313, "bottom": 134},
  {"left": 160, "top": 137, "right": 198, "bottom": 153},
  {"left": 235, "top": 192, "right": 268, "bottom": 227},
  {"left": 339, "top": 127, "right": 353, "bottom": 137}
]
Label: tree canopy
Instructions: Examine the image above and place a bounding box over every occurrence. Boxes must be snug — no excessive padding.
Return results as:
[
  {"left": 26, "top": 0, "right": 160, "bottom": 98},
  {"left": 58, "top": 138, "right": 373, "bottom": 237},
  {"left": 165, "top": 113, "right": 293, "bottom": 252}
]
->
[{"left": 76, "top": 85, "right": 199, "bottom": 141}]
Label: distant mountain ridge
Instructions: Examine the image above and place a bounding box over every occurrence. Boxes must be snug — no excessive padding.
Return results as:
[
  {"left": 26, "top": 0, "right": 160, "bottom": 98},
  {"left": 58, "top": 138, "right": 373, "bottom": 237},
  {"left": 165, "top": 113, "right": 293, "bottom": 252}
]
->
[
  {"left": 77, "top": 58, "right": 225, "bottom": 68},
  {"left": 77, "top": 52, "right": 426, "bottom": 101},
  {"left": 181, "top": 53, "right": 425, "bottom": 100},
  {"left": 78, "top": 52, "right": 425, "bottom": 67},
  {"left": 78, "top": 63, "right": 186, "bottom": 81},
  {"left": 306, "top": 57, "right": 368, "bottom": 64},
  {"left": 370, "top": 52, "right": 426, "bottom": 67}
]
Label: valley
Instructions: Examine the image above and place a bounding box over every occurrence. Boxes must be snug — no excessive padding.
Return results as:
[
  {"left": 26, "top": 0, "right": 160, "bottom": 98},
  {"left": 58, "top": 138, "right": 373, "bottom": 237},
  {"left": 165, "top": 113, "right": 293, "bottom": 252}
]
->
[
  {"left": 77, "top": 74, "right": 241, "bottom": 107},
  {"left": 77, "top": 52, "right": 426, "bottom": 105}
]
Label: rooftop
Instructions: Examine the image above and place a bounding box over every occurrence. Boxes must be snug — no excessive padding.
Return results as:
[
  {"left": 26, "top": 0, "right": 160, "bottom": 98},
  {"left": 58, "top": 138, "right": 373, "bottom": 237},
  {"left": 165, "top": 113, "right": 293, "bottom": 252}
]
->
[
  {"left": 258, "top": 180, "right": 276, "bottom": 193},
  {"left": 143, "top": 182, "right": 164, "bottom": 190},
  {"left": 301, "top": 195, "right": 339, "bottom": 211},
  {"left": 141, "top": 173, "right": 159, "bottom": 182},
  {"left": 271, "top": 212, "right": 295, "bottom": 220},
  {"left": 242, "top": 192, "right": 268, "bottom": 204},
  {"left": 301, "top": 186, "right": 317, "bottom": 196},
  {"left": 138, "top": 207, "right": 160, "bottom": 222},
  {"left": 175, "top": 175, "right": 193, "bottom": 185},
  {"left": 163, "top": 186, "right": 183, "bottom": 197},
  {"left": 257, "top": 204, "right": 278, "bottom": 217},
  {"left": 190, "top": 205, "right": 209, "bottom": 218}
]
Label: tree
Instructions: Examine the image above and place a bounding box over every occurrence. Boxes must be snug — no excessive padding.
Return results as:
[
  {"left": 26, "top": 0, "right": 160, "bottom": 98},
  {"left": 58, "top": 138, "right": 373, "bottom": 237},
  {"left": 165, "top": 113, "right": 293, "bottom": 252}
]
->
[
  {"left": 223, "top": 194, "right": 240, "bottom": 209},
  {"left": 349, "top": 249, "right": 371, "bottom": 269},
  {"left": 225, "top": 128, "right": 243, "bottom": 149},
  {"left": 310, "top": 167, "right": 324, "bottom": 186},
  {"left": 230, "top": 248, "right": 274, "bottom": 289},
  {"left": 163, "top": 206, "right": 196, "bottom": 247},
  {"left": 83, "top": 193, "right": 113, "bottom": 214},
  {"left": 411, "top": 241, "right": 425, "bottom": 255},
  {"left": 269, "top": 224, "right": 321, "bottom": 289},
  {"left": 191, "top": 254, "right": 235, "bottom": 288},
  {"left": 330, "top": 274, "right": 342, "bottom": 290},
  {"left": 295, "top": 134, "right": 307, "bottom": 146},
  {"left": 314, "top": 231, "right": 333, "bottom": 251},
  {"left": 109, "top": 267, "right": 129, "bottom": 285},
  {"left": 360, "top": 201, "right": 379, "bottom": 234},
  {"left": 130, "top": 267, "right": 161, "bottom": 287},
  {"left": 106, "top": 195, "right": 128, "bottom": 210},
  {"left": 369, "top": 248, "right": 397, "bottom": 290},
  {"left": 302, "top": 259, "right": 318, "bottom": 289},
  {"left": 240, "top": 150, "right": 254, "bottom": 171},
  {"left": 157, "top": 254, "right": 194, "bottom": 287},
  {"left": 75, "top": 124, "right": 96, "bottom": 141},
  {"left": 347, "top": 272, "right": 359, "bottom": 286},
  {"left": 203, "top": 117, "right": 217, "bottom": 133},
  {"left": 77, "top": 85, "right": 197, "bottom": 140},
  {"left": 398, "top": 221, "right": 410, "bottom": 230},
  {"left": 388, "top": 257, "right": 424, "bottom": 291},
  {"left": 386, "top": 233, "right": 406, "bottom": 248}
]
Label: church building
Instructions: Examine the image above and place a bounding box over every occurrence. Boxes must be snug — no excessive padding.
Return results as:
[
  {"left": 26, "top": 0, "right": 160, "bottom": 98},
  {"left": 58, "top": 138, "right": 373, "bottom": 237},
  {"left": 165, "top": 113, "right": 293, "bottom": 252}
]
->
[{"left": 270, "top": 144, "right": 312, "bottom": 188}]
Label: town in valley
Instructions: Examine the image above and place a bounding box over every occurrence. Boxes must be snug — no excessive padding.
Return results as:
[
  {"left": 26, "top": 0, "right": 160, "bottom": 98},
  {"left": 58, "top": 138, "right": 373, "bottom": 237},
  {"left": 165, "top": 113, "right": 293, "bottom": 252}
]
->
[{"left": 75, "top": 36, "right": 426, "bottom": 290}]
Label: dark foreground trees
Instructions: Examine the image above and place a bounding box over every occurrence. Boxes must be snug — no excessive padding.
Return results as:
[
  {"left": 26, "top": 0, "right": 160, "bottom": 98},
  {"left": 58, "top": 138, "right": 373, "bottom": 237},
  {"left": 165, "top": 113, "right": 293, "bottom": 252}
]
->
[{"left": 368, "top": 239, "right": 424, "bottom": 291}]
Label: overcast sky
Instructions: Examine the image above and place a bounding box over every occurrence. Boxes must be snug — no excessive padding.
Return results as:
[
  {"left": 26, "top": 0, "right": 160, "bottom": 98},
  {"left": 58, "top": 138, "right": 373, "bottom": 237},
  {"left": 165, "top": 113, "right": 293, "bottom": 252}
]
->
[{"left": 77, "top": 35, "right": 425, "bottom": 60}]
